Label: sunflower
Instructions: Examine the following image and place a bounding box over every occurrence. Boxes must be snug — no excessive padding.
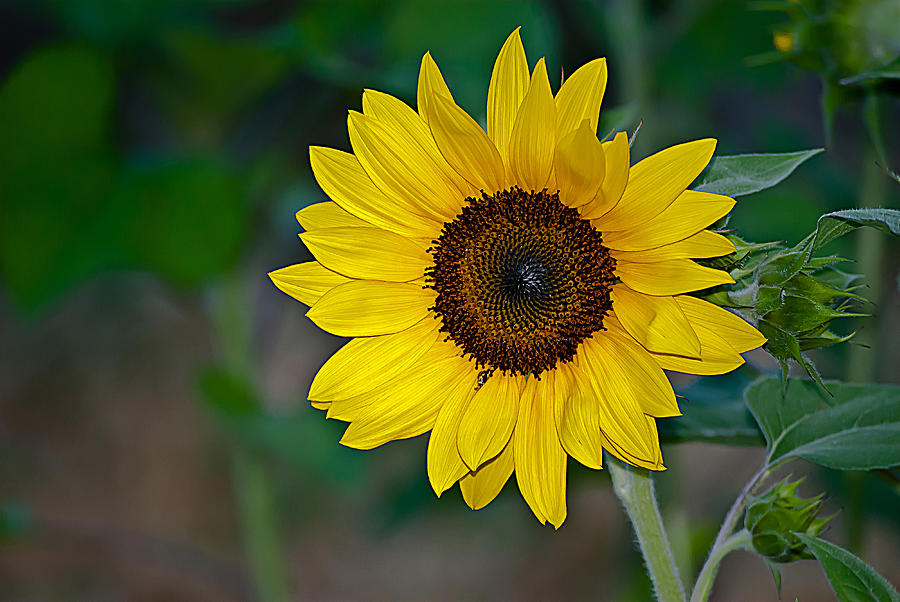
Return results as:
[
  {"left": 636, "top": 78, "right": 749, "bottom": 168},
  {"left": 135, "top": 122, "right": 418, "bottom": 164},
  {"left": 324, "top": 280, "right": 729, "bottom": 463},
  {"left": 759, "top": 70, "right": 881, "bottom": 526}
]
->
[{"left": 270, "top": 29, "right": 766, "bottom": 528}]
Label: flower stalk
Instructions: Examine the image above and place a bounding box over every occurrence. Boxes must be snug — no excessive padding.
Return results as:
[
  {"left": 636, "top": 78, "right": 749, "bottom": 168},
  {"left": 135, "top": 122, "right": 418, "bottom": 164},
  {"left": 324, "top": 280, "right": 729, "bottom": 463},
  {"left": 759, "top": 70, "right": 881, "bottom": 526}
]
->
[{"left": 608, "top": 456, "right": 686, "bottom": 602}]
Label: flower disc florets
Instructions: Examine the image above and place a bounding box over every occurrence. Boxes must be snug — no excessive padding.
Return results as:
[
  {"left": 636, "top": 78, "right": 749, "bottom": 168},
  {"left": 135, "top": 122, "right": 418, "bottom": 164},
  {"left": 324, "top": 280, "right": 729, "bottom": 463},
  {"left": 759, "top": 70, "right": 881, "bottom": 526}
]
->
[{"left": 426, "top": 187, "right": 616, "bottom": 376}]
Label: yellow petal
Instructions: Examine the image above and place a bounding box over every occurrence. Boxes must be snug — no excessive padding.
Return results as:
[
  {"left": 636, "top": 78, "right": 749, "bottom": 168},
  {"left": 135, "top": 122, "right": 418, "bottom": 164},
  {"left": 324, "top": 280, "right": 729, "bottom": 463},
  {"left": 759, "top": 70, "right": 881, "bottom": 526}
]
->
[
  {"left": 457, "top": 373, "right": 519, "bottom": 471},
  {"left": 361, "top": 88, "right": 475, "bottom": 201},
  {"left": 553, "top": 361, "right": 604, "bottom": 470},
  {"left": 610, "top": 283, "right": 701, "bottom": 358},
  {"left": 648, "top": 306, "right": 746, "bottom": 376},
  {"left": 616, "top": 258, "right": 734, "bottom": 296},
  {"left": 427, "top": 376, "right": 477, "bottom": 496},
  {"left": 300, "top": 226, "right": 431, "bottom": 282},
  {"left": 306, "top": 280, "right": 434, "bottom": 337},
  {"left": 269, "top": 261, "right": 351, "bottom": 307},
  {"left": 508, "top": 58, "right": 556, "bottom": 192},
  {"left": 425, "top": 92, "right": 506, "bottom": 193},
  {"left": 596, "top": 138, "right": 717, "bottom": 231},
  {"left": 601, "top": 415, "right": 665, "bottom": 471},
  {"left": 580, "top": 131, "right": 629, "bottom": 219},
  {"left": 417, "top": 51, "right": 453, "bottom": 116},
  {"left": 611, "top": 230, "right": 735, "bottom": 263},
  {"left": 555, "top": 57, "right": 607, "bottom": 139},
  {"left": 347, "top": 110, "right": 460, "bottom": 223},
  {"left": 296, "top": 201, "right": 372, "bottom": 231},
  {"left": 604, "top": 190, "right": 735, "bottom": 252},
  {"left": 309, "top": 146, "right": 439, "bottom": 238},
  {"left": 309, "top": 317, "right": 441, "bottom": 401},
  {"left": 576, "top": 337, "right": 660, "bottom": 462},
  {"left": 554, "top": 120, "right": 605, "bottom": 208},
  {"left": 514, "top": 374, "right": 568, "bottom": 528},
  {"left": 339, "top": 353, "right": 475, "bottom": 449},
  {"left": 487, "top": 28, "right": 530, "bottom": 168},
  {"left": 600, "top": 317, "right": 681, "bottom": 418},
  {"left": 676, "top": 295, "right": 767, "bottom": 353},
  {"left": 460, "top": 436, "right": 515, "bottom": 510}
]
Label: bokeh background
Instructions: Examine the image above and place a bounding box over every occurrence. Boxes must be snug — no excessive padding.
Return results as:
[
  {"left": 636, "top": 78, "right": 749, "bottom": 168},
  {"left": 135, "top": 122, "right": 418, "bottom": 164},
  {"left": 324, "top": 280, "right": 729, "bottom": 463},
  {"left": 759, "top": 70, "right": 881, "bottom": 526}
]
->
[{"left": 1, "top": 1, "right": 898, "bottom": 600}]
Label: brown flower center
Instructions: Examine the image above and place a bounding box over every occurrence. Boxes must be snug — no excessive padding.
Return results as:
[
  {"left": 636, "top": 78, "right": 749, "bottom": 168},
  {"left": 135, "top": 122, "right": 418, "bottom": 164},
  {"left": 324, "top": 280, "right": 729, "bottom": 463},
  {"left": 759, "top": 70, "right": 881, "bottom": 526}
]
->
[{"left": 426, "top": 187, "right": 616, "bottom": 376}]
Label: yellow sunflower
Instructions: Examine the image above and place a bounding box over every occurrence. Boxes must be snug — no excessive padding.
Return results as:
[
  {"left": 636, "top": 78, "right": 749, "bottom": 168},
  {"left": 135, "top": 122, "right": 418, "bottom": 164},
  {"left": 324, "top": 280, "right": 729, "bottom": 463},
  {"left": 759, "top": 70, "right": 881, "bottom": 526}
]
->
[{"left": 270, "top": 28, "right": 766, "bottom": 528}]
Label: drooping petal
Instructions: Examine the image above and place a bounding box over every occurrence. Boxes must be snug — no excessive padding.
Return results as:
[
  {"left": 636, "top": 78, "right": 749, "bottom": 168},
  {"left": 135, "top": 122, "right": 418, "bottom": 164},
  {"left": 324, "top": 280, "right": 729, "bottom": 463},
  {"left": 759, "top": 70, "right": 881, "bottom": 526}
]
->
[
  {"left": 309, "top": 317, "right": 441, "bottom": 401},
  {"left": 425, "top": 92, "right": 506, "bottom": 193},
  {"left": 361, "top": 88, "right": 475, "bottom": 200},
  {"left": 554, "top": 120, "right": 605, "bottom": 208},
  {"left": 515, "top": 374, "right": 568, "bottom": 528},
  {"left": 300, "top": 226, "right": 431, "bottom": 282},
  {"left": 604, "top": 190, "right": 735, "bottom": 251},
  {"left": 309, "top": 146, "right": 439, "bottom": 238},
  {"left": 596, "top": 138, "right": 717, "bottom": 232},
  {"left": 610, "top": 283, "right": 701, "bottom": 358},
  {"left": 457, "top": 373, "right": 519, "bottom": 471},
  {"left": 487, "top": 28, "right": 530, "bottom": 168},
  {"left": 553, "top": 361, "right": 604, "bottom": 470},
  {"left": 427, "top": 375, "right": 477, "bottom": 496},
  {"left": 610, "top": 230, "right": 735, "bottom": 263},
  {"left": 600, "top": 415, "right": 665, "bottom": 471},
  {"left": 460, "top": 436, "right": 515, "bottom": 510},
  {"left": 555, "top": 57, "right": 607, "bottom": 139},
  {"left": 508, "top": 58, "right": 556, "bottom": 192},
  {"left": 269, "top": 262, "right": 351, "bottom": 307},
  {"left": 306, "top": 280, "right": 435, "bottom": 337},
  {"left": 339, "top": 352, "right": 476, "bottom": 449},
  {"left": 296, "top": 201, "right": 372, "bottom": 231},
  {"left": 347, "top": 110, "right": 461, "bottom": 223},
  {"left": 580, "top": 131, "right": 629, "bottom": 219},
  {"left": 616, "top": 258, "right": 734, "bottom": 296},
  {"left": 676, "top": 295, "right": 767, "bottom": 353}
]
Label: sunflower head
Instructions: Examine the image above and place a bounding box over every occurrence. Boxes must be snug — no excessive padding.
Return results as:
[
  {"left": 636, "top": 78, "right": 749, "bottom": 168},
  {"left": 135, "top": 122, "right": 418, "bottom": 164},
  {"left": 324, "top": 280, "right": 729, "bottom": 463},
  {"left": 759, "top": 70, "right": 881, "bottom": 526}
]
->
[{"left": 269, "top": 28, "right": 766, "bottom": 527}]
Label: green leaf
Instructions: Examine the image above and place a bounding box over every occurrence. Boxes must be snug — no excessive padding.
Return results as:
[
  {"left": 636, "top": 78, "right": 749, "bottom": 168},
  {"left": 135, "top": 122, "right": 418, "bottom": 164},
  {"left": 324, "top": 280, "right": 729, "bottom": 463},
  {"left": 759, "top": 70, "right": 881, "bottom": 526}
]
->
[
  {"left": 794, "top": 534, "right": 900, "bottom": 602},
  {"left": 659, "top": 398, "right": 763, "bottom": 445},
  {"left": 810, "top": 208, "right": 900, "bottom": 253},
  {"left": 694, "top": 149, "right": 823, "bottom": 197},
  {"left": 744, "top": 379, "right": 900, "bottom": 470}
]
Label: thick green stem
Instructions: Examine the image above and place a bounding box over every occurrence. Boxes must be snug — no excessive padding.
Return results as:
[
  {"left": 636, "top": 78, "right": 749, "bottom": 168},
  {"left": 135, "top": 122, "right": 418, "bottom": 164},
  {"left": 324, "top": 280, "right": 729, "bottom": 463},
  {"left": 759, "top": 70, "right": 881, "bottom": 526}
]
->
[
  {"left": 608, "top": 456, "right": 686, "bottom": 602},
  {"left": 689, "top": 530, "right": 752, "bottom": 602}
]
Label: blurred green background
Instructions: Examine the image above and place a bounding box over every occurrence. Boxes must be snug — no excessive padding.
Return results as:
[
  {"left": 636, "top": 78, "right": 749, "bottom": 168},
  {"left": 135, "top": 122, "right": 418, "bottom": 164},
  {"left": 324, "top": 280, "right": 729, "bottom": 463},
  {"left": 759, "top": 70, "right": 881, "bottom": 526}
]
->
[{"left": 0, "top": 0, "right": 898, "bottom": 600}]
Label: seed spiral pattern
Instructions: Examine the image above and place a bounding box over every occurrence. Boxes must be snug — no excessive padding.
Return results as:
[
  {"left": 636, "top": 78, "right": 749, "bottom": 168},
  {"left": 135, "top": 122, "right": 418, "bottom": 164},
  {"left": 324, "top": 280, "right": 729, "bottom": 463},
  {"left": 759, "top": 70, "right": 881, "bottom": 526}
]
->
[{"left": 426, "top": 187, "right": 616, "bottom": 376}]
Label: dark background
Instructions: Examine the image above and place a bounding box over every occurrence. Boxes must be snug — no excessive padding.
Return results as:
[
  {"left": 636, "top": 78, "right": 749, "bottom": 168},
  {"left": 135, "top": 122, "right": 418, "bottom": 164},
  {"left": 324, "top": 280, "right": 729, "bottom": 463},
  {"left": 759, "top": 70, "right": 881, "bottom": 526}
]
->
[{"left": 1, "top": 1, "right": 898, "bottom": 600}]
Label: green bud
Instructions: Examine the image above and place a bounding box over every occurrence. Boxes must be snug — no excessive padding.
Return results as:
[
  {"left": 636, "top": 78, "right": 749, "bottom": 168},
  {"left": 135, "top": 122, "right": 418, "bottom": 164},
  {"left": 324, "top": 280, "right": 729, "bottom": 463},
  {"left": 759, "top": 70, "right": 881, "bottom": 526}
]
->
[{"left": 745, "top": 477, "right": 833, "bottom": 563}]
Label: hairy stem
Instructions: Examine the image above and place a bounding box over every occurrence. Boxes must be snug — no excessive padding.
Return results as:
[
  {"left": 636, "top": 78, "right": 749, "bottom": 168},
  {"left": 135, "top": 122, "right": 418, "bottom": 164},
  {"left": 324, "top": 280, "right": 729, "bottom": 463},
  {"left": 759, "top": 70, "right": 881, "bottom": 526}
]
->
[
  {"left": 608, "top": 456, "right": 686, "bottom": 602},
  {"left": 690, "top": 530, "right": 752, "bottom": 602}
]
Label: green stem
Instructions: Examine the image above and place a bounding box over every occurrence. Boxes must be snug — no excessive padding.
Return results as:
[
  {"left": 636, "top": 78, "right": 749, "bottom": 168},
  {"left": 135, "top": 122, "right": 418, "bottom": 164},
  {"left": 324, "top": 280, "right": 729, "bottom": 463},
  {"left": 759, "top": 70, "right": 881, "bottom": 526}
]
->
[
  {"left": 210, "top": 275, "right": 291, "bottom": 601},
  {"left": 689, "top": 530, "right": 752, "bottom": 602},
  {"left": 608, "top": 456, "right": 686, "bottom": 602}
]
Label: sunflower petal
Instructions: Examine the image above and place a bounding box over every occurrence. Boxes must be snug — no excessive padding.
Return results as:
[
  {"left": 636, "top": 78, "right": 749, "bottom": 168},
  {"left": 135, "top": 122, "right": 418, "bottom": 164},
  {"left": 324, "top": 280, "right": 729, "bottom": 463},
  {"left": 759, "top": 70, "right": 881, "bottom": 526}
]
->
[
  {"left": 604, "top": 191, "right": 735, "bottom": 251},
  {"left": 309, "top": 146, "right": 439, "bottom": 238},
  {"left": 580, "top": 131, "right": 629, "bottom": 219},
  {"left": 347, "top": 110, "right": 461, "bottom": 222},
  {"left": 508, "top": 58, "right": 556, "bottom": 192},
  {"left": 610, "top": 230, "right": 735, "bottom": 263},
  {"left": 460, "top": 436, "right": 515, "bottom": 510},
  {"left": 427, "top": 376, "right": 477, "bottom": 496},
  {"left": 601, "top": 416, "right": 665, "bottom": 471},
  {"left": 487, "top": 28, "right": 530, "bottom": 167},
  {"left": 515, "top": 374, "right": 568, "bottom": 528},
  {"left": 610, "top": 283, "right": 701, "bottom": 358},
  {"left": 417, "top": 51, "right": 453, "bottom": 115},
  {"left": 554, "top": 120, "right": 605, "bottom": 208},
  {"left": 269, "top": 262, "right": 351, "bottom": 307},
  {"left": 676, "top": 295, "right": 767, "bottom": 353},
  {"left": 553, "top": 362, "right": 604, "bottom": 470},
  {"left": 340, "top": 353, "right": 474, "bottom": 449},
  {"left": 457, "top": 373, "right": 519, "bottom": 471},
  {"left": 300, "top": 226, "right": 431, "bottom": 282},
  {"left": 596, "top": 138, "right": 717, "bottom": 231},
  {"left": 306, "top": 280, "right": 434, "bottom": 337},
  {"left": 616, "top": 258, "right": 734, "bottom": 296},
  {"left": 309, "top": 317, "right": 441, "bottom": 401},
  {"left": 555, "top": 57, "right": 608, "bottom": 139},
  {"left": 296, "top": 201, "right": 372, "bottom": 231},
  {"left": 425, "top": 92, "right": 506, "bottom": 193}
]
